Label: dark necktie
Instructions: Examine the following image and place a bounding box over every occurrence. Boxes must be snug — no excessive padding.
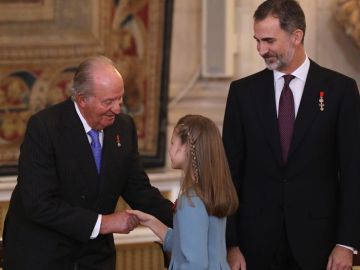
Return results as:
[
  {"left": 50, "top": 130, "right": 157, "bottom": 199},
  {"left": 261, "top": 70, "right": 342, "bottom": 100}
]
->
[
  {"left": 88, "top": 129, "right": 102, "bottom": 174},
  {"left": 278, "top": 74, "right": 295, "bottom": 164}
]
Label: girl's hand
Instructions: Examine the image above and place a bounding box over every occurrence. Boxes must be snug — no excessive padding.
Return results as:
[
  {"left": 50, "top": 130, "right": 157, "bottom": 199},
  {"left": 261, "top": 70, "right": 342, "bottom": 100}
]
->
[
  {"left": 126, "top": 209, "right": 155, "bottom": 226},
  {"left": 126, "top": 209, "right": 168, "bottom": 241}
]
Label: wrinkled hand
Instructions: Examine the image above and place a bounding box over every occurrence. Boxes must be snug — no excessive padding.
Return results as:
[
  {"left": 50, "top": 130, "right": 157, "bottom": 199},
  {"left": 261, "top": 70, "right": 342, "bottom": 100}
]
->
[
  {"left": 227, "top": 246, "right": 246, "bottom": 270},
  {"left": 327, "top": 246, "right": 353, "bottom": 270},
  {"left": 100, "top": 211, "right": 140, "bottom": 234}
]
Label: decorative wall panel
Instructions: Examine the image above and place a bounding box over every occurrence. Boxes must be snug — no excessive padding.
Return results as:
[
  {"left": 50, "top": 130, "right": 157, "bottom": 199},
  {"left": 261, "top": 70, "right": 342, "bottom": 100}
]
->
[{"left": 0, "top": 0, "right": 173, "bottom": 174}]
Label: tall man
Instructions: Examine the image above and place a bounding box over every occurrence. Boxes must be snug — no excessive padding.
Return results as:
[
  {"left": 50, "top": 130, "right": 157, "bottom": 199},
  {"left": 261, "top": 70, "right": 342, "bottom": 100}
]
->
[
  {"left": 223, "top": 1, "right": 360, "bottom": 269},
  {"left": 3, "top": 56, "right": 173, "bottom": 270}
]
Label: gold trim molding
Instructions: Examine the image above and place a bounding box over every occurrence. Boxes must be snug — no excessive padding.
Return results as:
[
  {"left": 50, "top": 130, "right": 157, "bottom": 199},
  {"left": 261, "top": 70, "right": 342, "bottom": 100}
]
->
[
  {"left": 0, "top": 0, "right": 111, "bottom": 62},
  {"left": 0, "top": 0, "right": 55, "bottom": 22}
]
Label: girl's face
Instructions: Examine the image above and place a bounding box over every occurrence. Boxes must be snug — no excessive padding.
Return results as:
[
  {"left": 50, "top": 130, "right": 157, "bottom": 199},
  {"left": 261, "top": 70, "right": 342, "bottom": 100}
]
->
[{"left": 169, "top": 130, "right": 187, "bottom": 170}]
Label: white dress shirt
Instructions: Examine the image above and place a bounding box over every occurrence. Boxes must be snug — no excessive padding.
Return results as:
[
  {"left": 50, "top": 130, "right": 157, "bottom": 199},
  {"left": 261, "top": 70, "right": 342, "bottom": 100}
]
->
[{"left": 274, "top": 56, "right": 310, "bottom": 117}]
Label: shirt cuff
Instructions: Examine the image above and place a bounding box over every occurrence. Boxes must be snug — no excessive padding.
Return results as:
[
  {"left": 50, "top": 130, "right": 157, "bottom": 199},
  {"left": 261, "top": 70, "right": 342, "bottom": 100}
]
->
[
  {"left": 336, "top": 244, "right": 358, "bottom": 254},
  {"left": 90, "top": 215, "right": 102, "bottom": 239}
]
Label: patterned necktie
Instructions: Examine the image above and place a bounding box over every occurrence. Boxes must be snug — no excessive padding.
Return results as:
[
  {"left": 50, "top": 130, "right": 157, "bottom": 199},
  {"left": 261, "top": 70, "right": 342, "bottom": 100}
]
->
[
  {"left": 88, "top": 129, "right": 102, "bottom": 174},
  {"left": 278, "top": 74, "right": 295, "bottom": 164}
]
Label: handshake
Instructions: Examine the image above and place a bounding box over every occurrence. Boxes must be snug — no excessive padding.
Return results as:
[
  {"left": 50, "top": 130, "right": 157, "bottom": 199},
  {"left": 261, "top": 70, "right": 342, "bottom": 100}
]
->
[{"left": 99, "top": 209, "right": 167, "bottom": 241}]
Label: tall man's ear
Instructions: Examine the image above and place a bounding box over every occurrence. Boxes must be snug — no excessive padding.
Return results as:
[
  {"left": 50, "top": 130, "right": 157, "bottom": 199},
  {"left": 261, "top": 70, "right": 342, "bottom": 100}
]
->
[{"left": 292, "top": 29, "right": 304, "bottom": 45}]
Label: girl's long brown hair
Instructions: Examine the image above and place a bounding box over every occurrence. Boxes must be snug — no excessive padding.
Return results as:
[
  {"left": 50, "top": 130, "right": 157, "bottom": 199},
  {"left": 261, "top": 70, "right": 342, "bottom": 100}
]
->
[{"left": 175, "top": 114, "right": 238, "bottom": 217}]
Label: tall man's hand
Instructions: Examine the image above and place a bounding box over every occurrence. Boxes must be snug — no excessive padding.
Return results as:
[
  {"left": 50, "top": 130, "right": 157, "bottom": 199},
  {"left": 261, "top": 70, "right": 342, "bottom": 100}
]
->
[
  {"left": 227, "top": 246, "right": 247, "bottom": 270},
  {"left": 100, "top": 211, "right": 139, "bottom": 234},
  {"left": 327, "top": 245, "right": 353, "bottom": 270}
]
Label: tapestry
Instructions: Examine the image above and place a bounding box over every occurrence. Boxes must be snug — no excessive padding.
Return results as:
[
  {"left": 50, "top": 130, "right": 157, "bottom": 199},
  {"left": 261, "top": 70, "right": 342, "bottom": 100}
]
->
[{"left": 0, "top": 0, "right": 173, "bottom": 175}]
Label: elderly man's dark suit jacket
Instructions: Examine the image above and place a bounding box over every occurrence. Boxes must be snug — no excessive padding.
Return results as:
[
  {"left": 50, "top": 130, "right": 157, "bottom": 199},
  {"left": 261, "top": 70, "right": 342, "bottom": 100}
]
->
[
  {"left": 223, "top": 60, "right": 360, "bottom": 270},
  {"left": 3, "top": 98, "right": 173, "bottom": 270}
]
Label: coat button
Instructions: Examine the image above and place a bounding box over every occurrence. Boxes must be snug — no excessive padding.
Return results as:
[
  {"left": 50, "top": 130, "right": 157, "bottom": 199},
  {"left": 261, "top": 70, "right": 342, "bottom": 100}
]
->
[{"left": 81, "top": 195, "right": 86, "bottom": 200}]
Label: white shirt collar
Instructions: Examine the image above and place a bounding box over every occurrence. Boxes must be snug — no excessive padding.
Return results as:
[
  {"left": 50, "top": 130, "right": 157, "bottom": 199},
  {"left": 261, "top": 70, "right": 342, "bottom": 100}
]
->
[
  {"left": 74, "top": 101, "right": 104, "bottom": 133},
  {"left": 74, "top": 101, "right": 92, "bottom": 133},
  {"left": 273, "top": 55, "right": 310, "bottom": 117},
  {"left": 74, "top": 101, "right": 104, "bottom": 146},
  {"left": 274, "top": 55, "right": 310, "bottom": 82}
]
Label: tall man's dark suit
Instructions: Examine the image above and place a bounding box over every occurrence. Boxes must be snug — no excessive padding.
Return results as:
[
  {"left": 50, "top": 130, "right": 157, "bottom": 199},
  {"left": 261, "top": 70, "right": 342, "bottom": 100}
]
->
[
  {"left": 223, "top": 60, "right": 360, "bottom": 270},
  {"left": 3, "top": 98, "right": 173, "bottom": 270}
]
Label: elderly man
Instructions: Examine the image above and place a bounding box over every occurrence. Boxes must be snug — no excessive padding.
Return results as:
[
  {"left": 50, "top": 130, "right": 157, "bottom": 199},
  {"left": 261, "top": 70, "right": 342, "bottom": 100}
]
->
[{"left": 3, "top": 55, "right": 173, "bottom": 270}]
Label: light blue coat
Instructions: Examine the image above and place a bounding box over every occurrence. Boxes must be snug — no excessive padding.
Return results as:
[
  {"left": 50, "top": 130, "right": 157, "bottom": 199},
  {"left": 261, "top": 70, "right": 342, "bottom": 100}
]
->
[{"left": 163, "top": 192, "right": 230, "bottom": 270}]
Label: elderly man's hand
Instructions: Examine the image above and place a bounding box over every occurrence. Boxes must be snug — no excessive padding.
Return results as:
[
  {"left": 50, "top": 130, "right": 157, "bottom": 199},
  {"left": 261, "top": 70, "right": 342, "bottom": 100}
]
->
[{"left": 100, "top": 211, "right": 140, "bottom": 234}]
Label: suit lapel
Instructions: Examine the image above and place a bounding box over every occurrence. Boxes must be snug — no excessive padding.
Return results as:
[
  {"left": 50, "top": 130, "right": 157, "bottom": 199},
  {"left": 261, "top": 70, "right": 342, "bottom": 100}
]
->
[
  {"left": 60, "top": 99, "right": 100, "bottom": 188},
  {"left": 98, "top": 116, "right": 132, "bottom": 201},
  {"left": 254, "top": 69, "right": 283, "bottom": 166},
  {"left": 288, "top": 61, "right": 324, "bottom": 161},
  {"left": 99, "top": 125, "right": 119, "bottom": 187}
]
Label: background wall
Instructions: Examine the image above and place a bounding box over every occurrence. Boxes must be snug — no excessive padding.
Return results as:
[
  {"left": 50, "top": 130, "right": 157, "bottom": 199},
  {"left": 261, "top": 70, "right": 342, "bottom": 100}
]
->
[
  {"left": 169, "top": 0, "right": 360, "bottom": 95},
  {"left": 168, "top": 0, "right": 201, "bottom": 99}
]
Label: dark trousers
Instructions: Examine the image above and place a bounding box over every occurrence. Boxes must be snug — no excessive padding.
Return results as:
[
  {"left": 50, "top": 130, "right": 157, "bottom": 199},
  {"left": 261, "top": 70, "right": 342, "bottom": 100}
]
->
[{"left": 269, "top": 227, "right": 301, "bottom": 270}]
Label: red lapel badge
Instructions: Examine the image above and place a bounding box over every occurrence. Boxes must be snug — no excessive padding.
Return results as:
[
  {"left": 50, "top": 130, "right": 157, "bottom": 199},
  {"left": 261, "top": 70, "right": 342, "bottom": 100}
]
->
[
  {"left": 116, "top": 134, "right": 121, "bottom": 147},
  {"left": 319, "top": 91, "right": 325, "bottom": 111}
]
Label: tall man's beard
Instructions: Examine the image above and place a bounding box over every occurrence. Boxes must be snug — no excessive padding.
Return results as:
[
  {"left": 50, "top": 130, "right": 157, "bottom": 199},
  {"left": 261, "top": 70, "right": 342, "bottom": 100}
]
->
[
  {"left": 263, "top": 47, "right": 295, "bottom": 71},
  {"left": 264, "top": 56, "right": 282, "bottom": 70}
]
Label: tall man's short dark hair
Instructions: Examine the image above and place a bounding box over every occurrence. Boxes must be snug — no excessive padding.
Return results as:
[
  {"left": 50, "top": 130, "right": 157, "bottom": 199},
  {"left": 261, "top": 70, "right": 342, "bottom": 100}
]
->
[{"left": 254, "top": 0, "right": 306, "bottom": 43}]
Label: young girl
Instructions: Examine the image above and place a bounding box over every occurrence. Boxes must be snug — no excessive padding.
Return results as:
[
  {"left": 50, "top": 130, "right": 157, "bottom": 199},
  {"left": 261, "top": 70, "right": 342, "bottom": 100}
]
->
[{"left": 128, "top": 114, "right": 238, "bottom": 270}]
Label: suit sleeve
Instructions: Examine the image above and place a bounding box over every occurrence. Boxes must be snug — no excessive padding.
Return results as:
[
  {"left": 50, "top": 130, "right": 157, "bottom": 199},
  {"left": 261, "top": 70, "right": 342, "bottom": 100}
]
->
[
  {"left": 223, "top": 82, "right": 244, "bottom": 247},
  {"left": 336, "top": 78, "right": 360, "bottom": 249},
  {"left": 121, "top": 117, "right": 173, "bottom": 227},
  {"left": 17, "top": 115, "right": 98, "bottom": 242},
  {"left": 177, "top": 196, "right": 209, "bottom": 270}
]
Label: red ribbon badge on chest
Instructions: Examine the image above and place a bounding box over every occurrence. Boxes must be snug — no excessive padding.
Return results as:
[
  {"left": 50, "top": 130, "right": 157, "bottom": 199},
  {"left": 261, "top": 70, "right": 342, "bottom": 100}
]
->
[
  {"left": 319, "top": 91, "right": 325, "bottom": 111},
  {"left": 116, "top": 134, "right": 121, "bottom": 147}
]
